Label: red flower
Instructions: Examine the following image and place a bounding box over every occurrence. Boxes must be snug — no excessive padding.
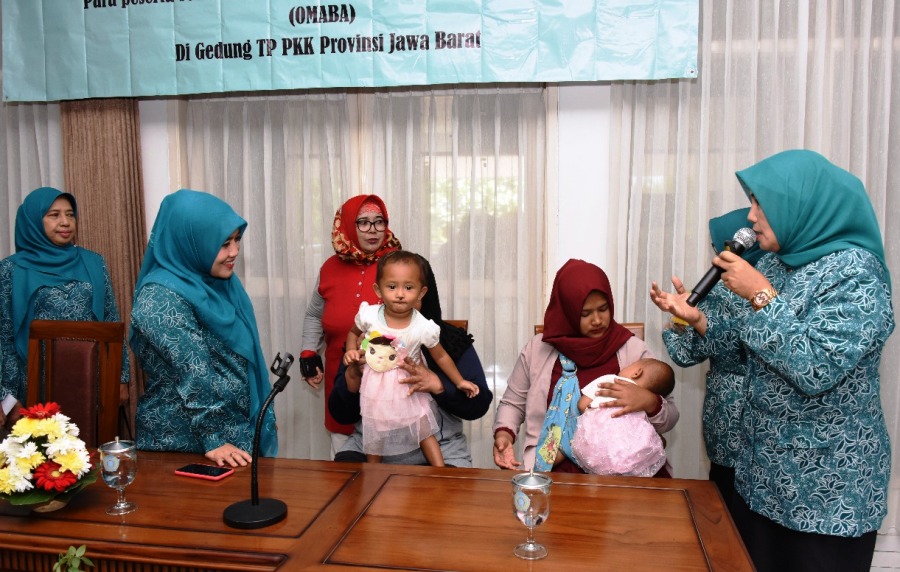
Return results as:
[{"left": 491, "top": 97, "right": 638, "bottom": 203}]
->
[
  {"left": 33, "top": 461, "right": 77, "bottom": 492},
  {"left": 21, "top": 402, "right": 61, "bottom": 420}
]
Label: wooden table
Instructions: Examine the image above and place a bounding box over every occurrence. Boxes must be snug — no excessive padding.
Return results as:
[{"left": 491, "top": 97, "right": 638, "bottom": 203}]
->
[{"left": 0, "top": 452, "right": 752, "bottom": 571}]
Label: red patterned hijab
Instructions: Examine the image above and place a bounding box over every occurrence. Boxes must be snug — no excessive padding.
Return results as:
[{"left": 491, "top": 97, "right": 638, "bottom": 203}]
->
[
  {"left": 331, "top": 195, "right": 402, "bottom": 265},
  {"left": 542, "top": 259, "right": 633, "bottom": 381}
]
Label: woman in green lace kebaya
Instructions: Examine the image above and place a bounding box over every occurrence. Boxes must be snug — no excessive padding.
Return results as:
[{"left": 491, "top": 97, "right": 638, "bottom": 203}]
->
[
  {"left": 0, "top": 187, "right": 129, "bottom": 429},
  {"left": 130, "top": 190, "right": 277, "bottom": 467},
  {"left": 651, "top": 207, "right": 763, "bottom": 513}
]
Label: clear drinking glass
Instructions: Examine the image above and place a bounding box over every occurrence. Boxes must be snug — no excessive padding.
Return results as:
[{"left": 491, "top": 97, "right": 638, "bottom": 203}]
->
[
  {"left": 511, "top": 470, "right": 552, "bottom": 560},
  {"left": 99, "top": 437, "right": 138, "bottom": 516}
]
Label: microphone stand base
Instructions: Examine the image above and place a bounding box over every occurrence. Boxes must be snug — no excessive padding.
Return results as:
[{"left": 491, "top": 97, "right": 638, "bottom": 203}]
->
[{"left": 223, "top": 498, "right": 287, "bottom": 529}]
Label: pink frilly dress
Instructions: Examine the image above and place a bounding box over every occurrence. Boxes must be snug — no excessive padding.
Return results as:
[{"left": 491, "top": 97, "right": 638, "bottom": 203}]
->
[
  {"left": 355, "top": 302, "right": 440, "bottom": 456},
  {"left": 571, "top": 375, "right": 667, "bottom": 477}
]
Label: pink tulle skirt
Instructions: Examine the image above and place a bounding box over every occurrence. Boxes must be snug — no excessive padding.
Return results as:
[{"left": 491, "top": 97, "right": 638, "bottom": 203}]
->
[
  {"left": 571, "top": 408, "right": 666, "bottom": 477},
  {"left": 360, "top": 366, "right": 438, "bottom": 456}
]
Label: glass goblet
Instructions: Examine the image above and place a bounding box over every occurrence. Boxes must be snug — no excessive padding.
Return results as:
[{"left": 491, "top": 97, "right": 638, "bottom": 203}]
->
[
  {"left": 99, "top": 438, "right": 138, "bottom": 516},
  {"left": 511, "top": 470, "right": 552, "bottom": 560}
]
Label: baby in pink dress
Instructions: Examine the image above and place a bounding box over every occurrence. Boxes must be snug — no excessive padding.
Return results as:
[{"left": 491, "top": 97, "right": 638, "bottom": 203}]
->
[
  {"left": 343, "top": 251, "right": 479, "bottom": 466},
  {"left": 357, "top": 332, "right": 438, "bottom": 458},
  {"left": 571, "top": 358, "right": 674, "bottom": 476}
]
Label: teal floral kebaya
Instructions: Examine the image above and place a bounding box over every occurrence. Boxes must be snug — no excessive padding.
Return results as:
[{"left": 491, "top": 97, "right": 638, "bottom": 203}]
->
[
  {"left": 736, "top": 247, "right": 893, "bottom": 536},
  {"left": 131, "top": 283, "right": 269, "bottom": 454},
  {"left": 662, "top": 208, "right": 763, "bottom": 471},
  {"left": 730, "top": 150, "right": 895, "bottom": 538},
  {"left": 130, "top": 190, "right": 277, "bottom": 459},
  {"left": 0, "top": 187, "right": 129, "bottom": 405}
]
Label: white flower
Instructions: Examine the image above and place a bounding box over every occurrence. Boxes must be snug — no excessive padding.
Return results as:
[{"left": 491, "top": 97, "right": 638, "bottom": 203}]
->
[
  {"left": 44, "top": 434, "right": 84, "bottom": 457},
  {"left": 10, "top": 472, "right": 33, "bottom": 493},
  {"left": 15, "top": 440, "right": 40, "bottom": 459},
  {"left": 0, "top": 433, "right": 27, "bottom": 456},
  {"left": 53, "top": 413, "right": 80, "bottom": 438}
]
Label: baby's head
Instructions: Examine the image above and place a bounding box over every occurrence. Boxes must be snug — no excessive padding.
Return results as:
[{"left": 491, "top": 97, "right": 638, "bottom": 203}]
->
[
  {"left": 375, "top": 250, "right": 427, "bottom": 286},
  {"left": 365, "top": 336, "right": 400, "bottom": 372},
  {"left": 619, "top": 358, "right": 675, "bottom": 396}
]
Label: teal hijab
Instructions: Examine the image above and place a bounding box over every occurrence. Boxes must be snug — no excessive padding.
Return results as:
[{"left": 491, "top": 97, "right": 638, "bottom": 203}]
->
[
  {"left": 735, "top": 150, "right": 889, "bottom": 280},
  {"left": 9, "top": 187, "right": 106, "bottom": 359},
  {"left": 708, "top": 208, "right": 764, "bottom": 267},
  {"left": 133, "top": 189, "right": 277, "bottom": 456}
]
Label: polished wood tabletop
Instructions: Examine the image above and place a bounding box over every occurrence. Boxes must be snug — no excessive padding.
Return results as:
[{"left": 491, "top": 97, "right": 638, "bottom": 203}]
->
[{"left": 0, "top": 452, "right": 753, "bottom": 571}]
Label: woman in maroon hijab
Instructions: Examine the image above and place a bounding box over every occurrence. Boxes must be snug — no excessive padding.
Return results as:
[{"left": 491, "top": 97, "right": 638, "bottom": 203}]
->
[{"left": 492, "top": 259, "right": 679, "bottom": 473}]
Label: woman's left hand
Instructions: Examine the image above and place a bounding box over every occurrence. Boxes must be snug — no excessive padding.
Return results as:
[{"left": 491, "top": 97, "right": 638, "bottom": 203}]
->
[
  {"left": 398, "top": 360, "right": 444, "bottom": 396},
  {"left": 714, "top": 251, "right": 773, "bottom": 300},
  {"left": 206, "top": 444, "right": 252, "bottom": 467},
  {"left": 597, "top": 380, "right": 658, "bottom": 418}
]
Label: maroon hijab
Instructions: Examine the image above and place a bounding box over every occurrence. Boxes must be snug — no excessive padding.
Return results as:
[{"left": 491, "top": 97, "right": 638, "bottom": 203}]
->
[{"left": 542, "top": 259, "right": 633, "bottom": 384}]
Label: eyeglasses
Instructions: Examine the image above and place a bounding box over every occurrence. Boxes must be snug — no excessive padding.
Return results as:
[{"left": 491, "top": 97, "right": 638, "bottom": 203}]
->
[{"left": 356, "top": 218, "right": 387, "bottom": 232}]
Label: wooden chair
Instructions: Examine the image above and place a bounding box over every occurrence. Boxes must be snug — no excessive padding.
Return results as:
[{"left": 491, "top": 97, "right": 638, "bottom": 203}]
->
[
  {"left": 26, "top": 320, "right": 125, "bottom": 447},
  {"left": 444, "top": 319, "right": 468, "bottom": 332},
  {"left": 534, "top": 322, "right": 645, "bottom": 340}
]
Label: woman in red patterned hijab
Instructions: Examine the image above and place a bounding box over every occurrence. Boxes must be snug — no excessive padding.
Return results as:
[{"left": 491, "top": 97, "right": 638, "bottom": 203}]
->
[
  {"left": 330, "top": 195, "right": 401, "bottom": 264},
  {"left": 300, "top": 195, "right": 402, "bottom": 454}
]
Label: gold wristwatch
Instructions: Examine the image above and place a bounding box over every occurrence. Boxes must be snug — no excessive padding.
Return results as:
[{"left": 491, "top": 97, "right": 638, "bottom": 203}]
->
[{"left": 750, "top": 288, "right": 778, "bottom": 311}]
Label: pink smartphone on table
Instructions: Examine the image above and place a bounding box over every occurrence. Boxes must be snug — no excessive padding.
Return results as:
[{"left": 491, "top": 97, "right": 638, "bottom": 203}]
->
[{"left": 174, "top": 463, "right": 234, "bottom": 481}]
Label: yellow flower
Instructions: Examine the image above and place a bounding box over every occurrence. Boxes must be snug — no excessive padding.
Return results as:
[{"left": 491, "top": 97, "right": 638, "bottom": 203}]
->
[
  {"left": 10, "top": 417, "right": 40, "bottom": 437},
  {"left": 15, "top": 450, "right": 45, "bottom": 473},
  {"left": 0, "top": 467, "right": 17, "bottom": 495},
  {"left": 0, "top": 467, "right": 16, "bottom": 495},
  {"left": 53, "top": 450, "right": 89, "bottom": 476},
  {"left": 12, "top": 417, "right": 65, "bottom": 440}
]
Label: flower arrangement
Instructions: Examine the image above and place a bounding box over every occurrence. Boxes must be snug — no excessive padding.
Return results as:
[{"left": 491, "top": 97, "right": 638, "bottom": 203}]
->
[{"left": 0, "top": 402, "right": 97, "bottom": 507}]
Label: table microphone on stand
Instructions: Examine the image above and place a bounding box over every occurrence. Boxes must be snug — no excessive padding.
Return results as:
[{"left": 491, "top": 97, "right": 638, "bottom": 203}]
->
[{"left": 223, "top": 352, "right": 294, "bottom": 529}]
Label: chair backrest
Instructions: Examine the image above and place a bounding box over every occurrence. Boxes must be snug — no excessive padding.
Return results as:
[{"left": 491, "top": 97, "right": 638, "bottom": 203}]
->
[
  {"left": 444, "top": 319, "right": 468, "bottom": 332},
  {"left": 534, "top": 322, "right": 645, "bottom": 340},
  {"left": 26, "top": 320, "right": 125, "bottom": 448}
]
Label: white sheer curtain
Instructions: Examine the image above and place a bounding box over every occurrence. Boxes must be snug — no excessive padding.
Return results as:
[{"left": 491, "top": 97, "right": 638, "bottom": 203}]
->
[
  {"left": 175, "top": 87, "right": 547, "bottom": 467},
  {"left": 610, "top": 0, "right": 900, "bottom": 534},
  {"left": 0, "top": 85, "right": 64, "bottom": 255}
]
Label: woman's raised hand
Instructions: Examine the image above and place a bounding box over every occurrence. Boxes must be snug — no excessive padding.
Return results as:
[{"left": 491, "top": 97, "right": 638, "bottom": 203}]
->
[{"left": 650, "top": 276, "right": 700, "bottom": 321}]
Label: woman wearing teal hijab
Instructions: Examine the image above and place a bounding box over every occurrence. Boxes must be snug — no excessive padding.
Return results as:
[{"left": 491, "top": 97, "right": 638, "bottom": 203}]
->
[
  {"left": 0, "top": 187, "right": 128, "bottom": 426},
  {"left": 709, "top": 150, "right": 892, "bottom": 572},
  {"left": 651, "top": 207, "right": 764, "bottom": 514},
  {"left": 131, "top": 190, "right": 277, "bottom": 466}
]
